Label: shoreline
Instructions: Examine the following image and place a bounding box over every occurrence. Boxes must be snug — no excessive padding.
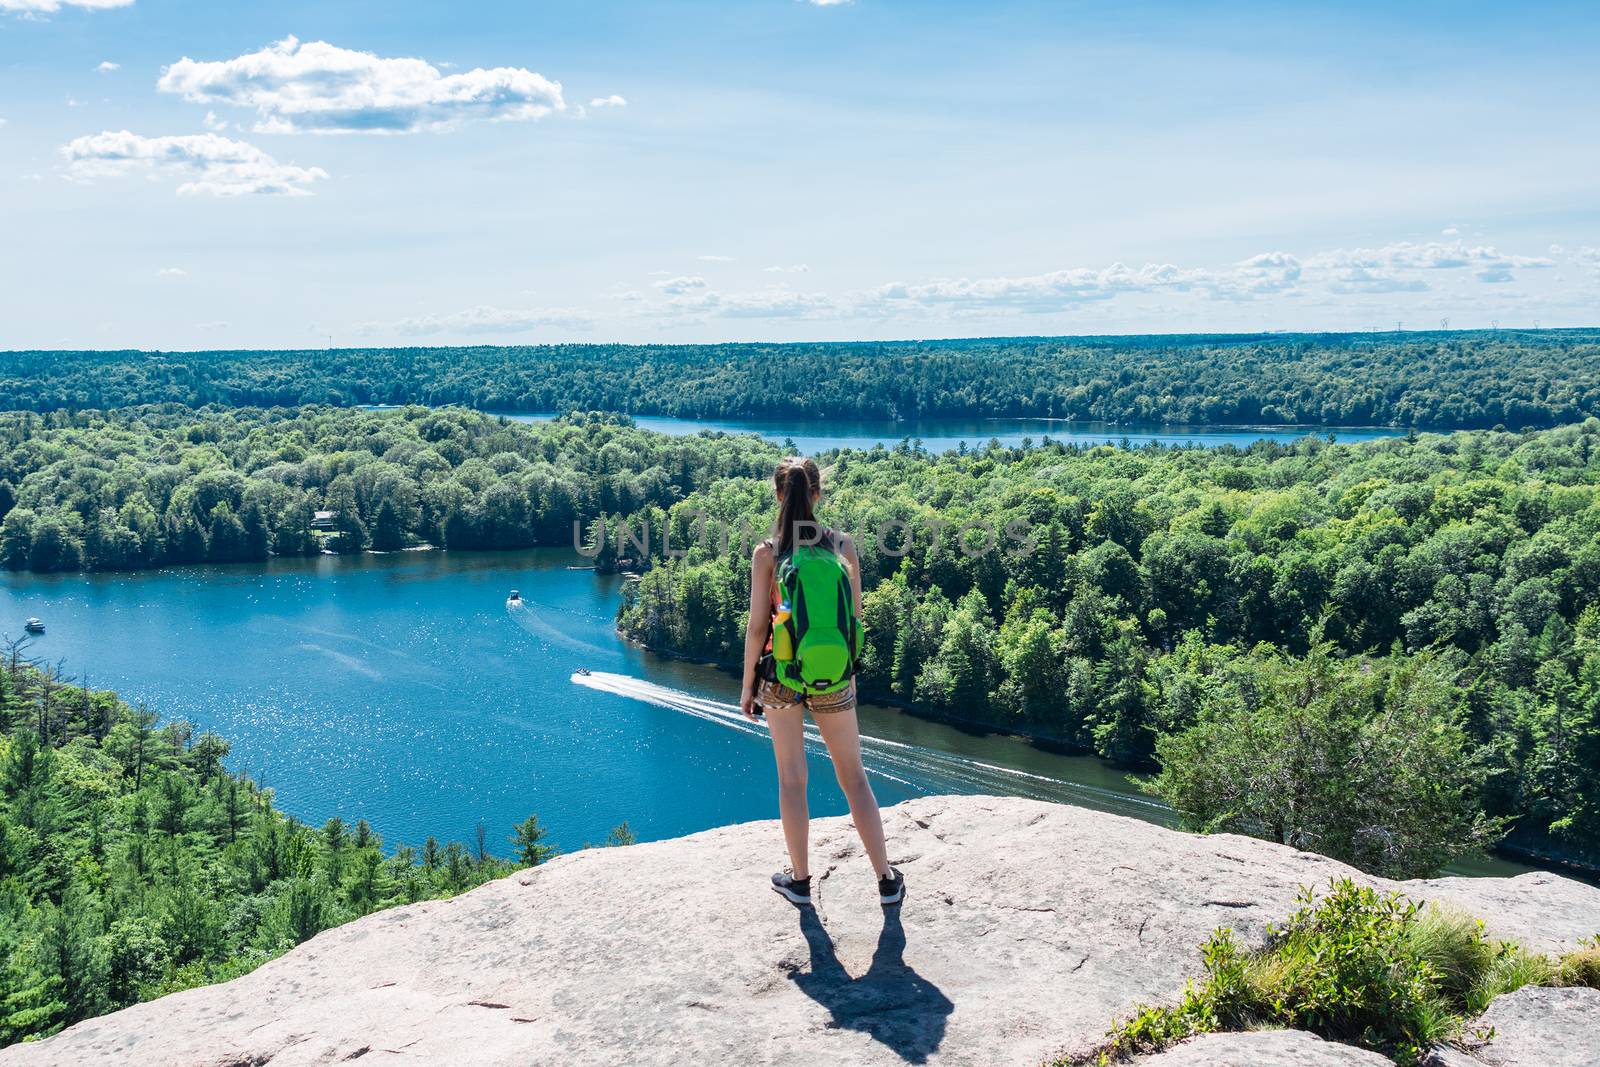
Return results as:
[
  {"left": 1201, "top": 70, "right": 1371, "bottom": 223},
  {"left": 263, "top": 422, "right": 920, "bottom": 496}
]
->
[
  {"left": 622, "top": 631, "right": 1600, "bottom": 883},
  {"left": 6, "top": 542, "right": 1593, "bottom": 884}
]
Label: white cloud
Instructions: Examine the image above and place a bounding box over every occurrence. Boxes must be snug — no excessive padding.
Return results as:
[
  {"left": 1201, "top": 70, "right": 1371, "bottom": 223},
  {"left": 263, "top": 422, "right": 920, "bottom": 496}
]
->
[
  {"left": 661, "top": 286, "right": 837, "bottom": 320},
  {"left": 157, "top": 266, "right": 187, "bottom": 278},
  {"left": 196, "top": 321, "right": 229, "bottom": 330},
  {"left": 871, "top": 262, "right": 1212, "bottom": 312},
  {"left": 588, "top": 94, "right": 626, "bottom": 108},
  {"left": 1321, "top": 265, "right": 1428, "bottom": 294},
  {"left": 1305, "top": 239, "right": 1553, "bottom": 289},
  {"left": 653, "top": 275, "right": 708, "bottom": 295},
  {"left": 863, "top": 254, "right": 1310, "bottom": 313},
  {"left": 1562, "top": 247, "right": 1600, "bottom": 282},
  {"left": 158, "top": 36, "right": 564, "bottom": 135},
  {"left": 383, "top": 305, "right": 592, "bottom": 336},
  {"left": 1307, "top": 239, "right": 1552, "bottom": 273},
  {"left": 627, "top": 234, "right": 1574, "bottom": 325},
  {"left": 1441, "top": 226, "right": 1460, "bottom": 237},
  {"left": 61, "top": 130, "right": 329, "bottom": 196},
  {"left": 1219, "top": 252, "right": 1301, "bottom": 296},
  {"left": 443, "top": 231, "right": 1583, "bottom": 336},
  {"left": 696, "top": 254, "right": 735, "bottom": 262},
  {"left": 2, "top": 0, "right": 131, "bottom": 13},
  {"left": 202, "top": 110, "right": 227, "bottom": 132},
  {"left": 95, "top": 61, "right": 120, "bottom": 73},
  {"left": 805, "top": 0, "right": 852, "bottom": 6}
]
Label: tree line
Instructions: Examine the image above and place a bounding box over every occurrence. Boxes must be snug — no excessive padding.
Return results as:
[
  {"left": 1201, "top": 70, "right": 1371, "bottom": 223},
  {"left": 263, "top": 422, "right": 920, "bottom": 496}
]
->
[
  {"left": 4, "top": 330, "right": 1599, "bottom": 429},
  {"left": 0, "top": 406, "right": 779, "bottom": 573},
  {"left": 612, "top": 420, "right": 1600, "bottom": 876}
]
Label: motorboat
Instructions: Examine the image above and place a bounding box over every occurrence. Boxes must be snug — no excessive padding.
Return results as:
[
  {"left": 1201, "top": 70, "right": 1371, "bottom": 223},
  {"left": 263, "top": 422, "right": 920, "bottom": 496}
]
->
[
  {"left": 24, "top": 618, "right": 44, "bottom": 634},
  {"left": 507, "top": 589, "right": 522, "bottom": 604},
  {"left": 575, "top": 667, "right": 591, "bottom": 677}
]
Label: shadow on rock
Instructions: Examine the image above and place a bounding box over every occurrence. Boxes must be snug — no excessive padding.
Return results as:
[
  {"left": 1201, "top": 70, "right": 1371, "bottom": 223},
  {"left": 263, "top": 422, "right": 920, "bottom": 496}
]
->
[{"left": 786, "top": 905, "right": 954, "bottom": 1063}]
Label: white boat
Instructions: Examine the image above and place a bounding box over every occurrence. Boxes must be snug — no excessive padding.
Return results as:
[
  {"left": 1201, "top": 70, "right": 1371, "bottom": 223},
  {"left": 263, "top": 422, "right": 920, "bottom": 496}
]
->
[{"left": 24, "top": 618, "right": 44, "bottom": 634}]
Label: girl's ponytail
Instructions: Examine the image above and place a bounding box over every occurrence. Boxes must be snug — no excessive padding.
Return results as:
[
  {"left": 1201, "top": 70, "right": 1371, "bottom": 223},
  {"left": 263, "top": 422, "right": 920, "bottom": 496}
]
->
[{"left": 772, "top": 457, "right": 821, "bottom": 556}]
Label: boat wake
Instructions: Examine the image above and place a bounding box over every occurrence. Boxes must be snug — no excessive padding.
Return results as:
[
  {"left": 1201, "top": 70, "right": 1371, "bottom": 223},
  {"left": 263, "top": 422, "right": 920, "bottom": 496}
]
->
[
  {"left": 570, "top": 670, "right": 1168, "bottom": 816},
  {"left": 505, "top": 598, "right": 608, "bottom": 655}
]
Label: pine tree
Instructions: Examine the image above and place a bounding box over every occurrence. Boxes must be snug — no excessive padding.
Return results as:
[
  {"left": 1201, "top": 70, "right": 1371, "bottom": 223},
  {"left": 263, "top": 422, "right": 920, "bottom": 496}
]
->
[
  {"left": 371, "top": 499, "right": 405, "bottom": 551},
  {"left": 510, "top": 814, "right": 558, "bottom": 866}
]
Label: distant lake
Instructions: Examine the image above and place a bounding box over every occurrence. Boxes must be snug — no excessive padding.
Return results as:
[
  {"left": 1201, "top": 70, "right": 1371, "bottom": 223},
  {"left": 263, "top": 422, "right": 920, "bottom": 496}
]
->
[
  {"left": 496, "top": 413, "right": 1399, "bottom": 455},
  {"left": 0, "top": 549, "right": 1527, "bottom": 878}
]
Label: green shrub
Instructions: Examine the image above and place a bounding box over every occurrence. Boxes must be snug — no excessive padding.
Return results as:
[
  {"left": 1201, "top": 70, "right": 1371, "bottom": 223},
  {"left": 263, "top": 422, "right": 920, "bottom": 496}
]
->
[
  {"left": 1081, "top": 880, "right": 1571, "bottom": 1067},
  {"left": 1557, "top": 940, "right": 1600, "bottom": 989},
  {"left": 1469, "top": 944, "right": 1555, "bottom": 1015},
  {"left": 1402, "top": 907, "right": 1495, "bottom": 1008},
  {"left": 1247, "top": 882, "right": 1455, "bottom": 1061}
]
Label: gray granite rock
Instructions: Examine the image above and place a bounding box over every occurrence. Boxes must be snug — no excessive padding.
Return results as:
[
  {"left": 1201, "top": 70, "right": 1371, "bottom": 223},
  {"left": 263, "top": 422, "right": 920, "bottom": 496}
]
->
[
  {"left": 1422, "top": 1044, "right": 1488, "bottom": 1067},
  {"left": 1412, "top": 874, "right": 1600, "bottom": 957},
  {"left": 1469, "top": 986, "right": 1600, "bottom": 1067},
  {"left": 1, "top": 795, "right": 1596, "bottom": 1067},
  {"left": 1134, "top": 1030, "right": 1395, "bottom": 1066}
]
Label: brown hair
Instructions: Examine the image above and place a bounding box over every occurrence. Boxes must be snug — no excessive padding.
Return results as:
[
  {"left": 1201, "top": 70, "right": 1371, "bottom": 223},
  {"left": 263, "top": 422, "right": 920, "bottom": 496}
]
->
[{"left": 771, "top": 456, "right": 822, "bottom": 557}]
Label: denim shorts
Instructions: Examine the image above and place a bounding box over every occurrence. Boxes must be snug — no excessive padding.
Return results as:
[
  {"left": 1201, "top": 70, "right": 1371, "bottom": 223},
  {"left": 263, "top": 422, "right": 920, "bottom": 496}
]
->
[{"left": 757, "top": 678, "right": 856, "bottom": 715}]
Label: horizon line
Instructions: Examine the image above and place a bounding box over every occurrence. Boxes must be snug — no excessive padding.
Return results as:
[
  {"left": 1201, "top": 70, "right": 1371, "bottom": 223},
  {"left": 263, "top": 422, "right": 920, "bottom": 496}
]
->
[{"left": 6, "top": 324, "right": 1599, "bottom": 357}]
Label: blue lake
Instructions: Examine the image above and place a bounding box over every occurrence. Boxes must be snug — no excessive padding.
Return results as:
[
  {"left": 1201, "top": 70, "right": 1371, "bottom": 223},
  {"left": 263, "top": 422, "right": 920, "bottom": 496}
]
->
[
  {"left": 0, "top": 550, "right": 1160, "bottom": 852},
  {"left": 500, "top": 413, "right": 1398, "bottom": 455},
  {"left": 0, "top": 548, "right": 1529, "bottom": 878}
]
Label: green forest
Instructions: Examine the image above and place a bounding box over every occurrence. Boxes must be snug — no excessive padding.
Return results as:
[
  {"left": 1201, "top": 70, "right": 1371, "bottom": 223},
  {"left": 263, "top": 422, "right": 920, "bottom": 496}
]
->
[
  {"left": 6, "top": 330, "right": 1600, "bottom": 428},
  {"left": 0, "top": 406, "right": 777, "bottom": 572},
  {"left": 611, "top": 420, "right": 1600, "bottom": 874},
  {"left": 0, "top": 402, "right": 1595, "bottom": 876},
  {"left": 0, "top": 650, "right": 573, "bottom": 1046}
]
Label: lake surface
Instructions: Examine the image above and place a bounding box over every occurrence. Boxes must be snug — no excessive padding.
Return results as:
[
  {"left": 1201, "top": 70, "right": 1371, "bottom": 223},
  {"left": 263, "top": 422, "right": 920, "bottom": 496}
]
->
[
  {"left": 0, "top": 548, "right": 1528, "bottom": 877},
  {"left": 500, "top": 413, "right": 1398, "bottom": 455}
]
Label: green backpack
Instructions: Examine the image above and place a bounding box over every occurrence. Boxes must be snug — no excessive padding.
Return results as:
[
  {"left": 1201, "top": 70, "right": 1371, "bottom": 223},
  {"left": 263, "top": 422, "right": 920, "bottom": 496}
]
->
[{"left": 771, "top": 541, "right": 862, "bottom": 695}]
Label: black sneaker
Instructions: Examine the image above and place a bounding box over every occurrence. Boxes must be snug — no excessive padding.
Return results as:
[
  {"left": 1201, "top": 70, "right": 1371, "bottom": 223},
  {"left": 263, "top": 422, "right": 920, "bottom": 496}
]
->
[
  {"left": 878, "top": 867, "right": 905, "bottom": 905},
  {"left": 771, "top": 870, "right": 812, "bottom": 904}
]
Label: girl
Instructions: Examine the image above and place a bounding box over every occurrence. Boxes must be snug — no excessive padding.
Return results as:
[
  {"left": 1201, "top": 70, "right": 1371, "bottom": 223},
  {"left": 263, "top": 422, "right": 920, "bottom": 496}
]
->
[{"left": 739, "top": 456, "right": 904, "bottom": 907}]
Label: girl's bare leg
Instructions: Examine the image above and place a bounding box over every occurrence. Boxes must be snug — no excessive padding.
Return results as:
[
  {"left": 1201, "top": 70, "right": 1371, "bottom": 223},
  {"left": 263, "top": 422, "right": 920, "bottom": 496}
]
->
[
  {"left": 765, "top": 702, "right": 810, "bottom": 878},
  {"left": 813, "top": 705, "right": 891, "bottom": 878}
]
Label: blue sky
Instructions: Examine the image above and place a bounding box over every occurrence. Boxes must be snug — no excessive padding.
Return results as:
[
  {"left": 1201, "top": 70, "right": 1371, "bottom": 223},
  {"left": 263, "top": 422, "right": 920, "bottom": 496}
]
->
[{"left": 2, "top": 0, "right": 1598, "bottom": 349}]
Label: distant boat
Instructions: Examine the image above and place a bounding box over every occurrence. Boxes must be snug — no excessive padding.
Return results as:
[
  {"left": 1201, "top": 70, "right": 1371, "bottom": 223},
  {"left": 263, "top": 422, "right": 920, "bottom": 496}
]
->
[
  {"left": 575, "top": 667, "right": 591, "bottom": 677},
  {"left": 507, "top": 590, "right": 522, "bottom": 605},
  {"left": 23, "top": 618, "right": 44, "bottom": 634}
]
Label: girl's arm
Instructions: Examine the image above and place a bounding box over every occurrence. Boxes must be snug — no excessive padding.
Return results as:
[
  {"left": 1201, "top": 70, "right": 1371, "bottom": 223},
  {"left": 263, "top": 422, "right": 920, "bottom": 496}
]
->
[{"left": 739, "top": 541, "right": 774, "bottom": 720}]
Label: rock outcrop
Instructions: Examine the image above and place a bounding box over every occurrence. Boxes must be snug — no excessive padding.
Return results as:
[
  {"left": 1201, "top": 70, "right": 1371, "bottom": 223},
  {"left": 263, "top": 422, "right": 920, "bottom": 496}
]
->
[
  {"left": 2, "top": 795, "right": 1596, "bottom": 1067},
  {"left": 1467, "top": 986, "right": 1600, "bottom": 1067},
  {"left": 1134, "top": 1030, "right": 1397, "bottom": 1066}
]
